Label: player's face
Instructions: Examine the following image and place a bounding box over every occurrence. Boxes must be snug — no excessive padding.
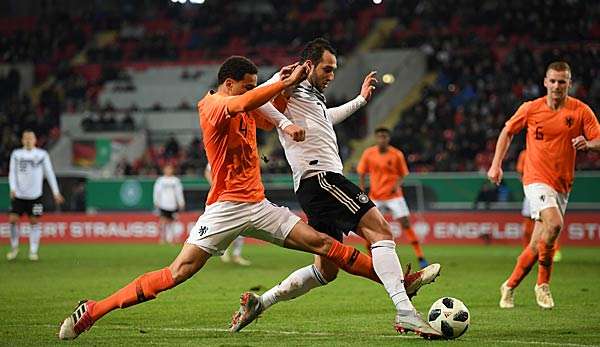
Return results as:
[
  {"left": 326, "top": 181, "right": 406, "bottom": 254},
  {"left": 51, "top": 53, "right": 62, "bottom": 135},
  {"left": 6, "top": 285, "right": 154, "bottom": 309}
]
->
[
  {"left": 228, "top": 73, "right": 258, "bottom": 96},
  {"left": 543, "top": 69, "right": 570, "bottom": 102},
  {"left": 309, "top": 50, "right": 337, "bottom": 92},
  {"left": 21, "top": 132, "right": 36, "bottom": 149},
  {"left": 375, "top": 131, "right": 390, "bottom": 148},
  {"left": 163, "top": 165, "right": 174, "bottom": 176}
]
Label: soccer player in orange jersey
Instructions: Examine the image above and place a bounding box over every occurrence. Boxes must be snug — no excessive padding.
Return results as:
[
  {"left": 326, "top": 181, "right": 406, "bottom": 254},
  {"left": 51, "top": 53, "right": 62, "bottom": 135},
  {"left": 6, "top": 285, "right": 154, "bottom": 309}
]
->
[
  {"left": 516, "top": 149, "right": 561, "bottom": 260},
  {"left": 357, "top": 127, "right": 429, "bottom": 269},
  {"left": 488, "top": 61, "right": 600, "bottom": 309},
  {"left": 58, "top": 56, "right": 442, "bottom": 340}
]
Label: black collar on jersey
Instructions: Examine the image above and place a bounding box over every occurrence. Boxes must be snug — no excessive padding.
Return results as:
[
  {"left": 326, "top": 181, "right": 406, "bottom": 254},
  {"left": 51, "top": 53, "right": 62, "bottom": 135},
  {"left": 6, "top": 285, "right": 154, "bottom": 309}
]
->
[{"left": 298, "top": 80, "right": 326, "bottom": 104}]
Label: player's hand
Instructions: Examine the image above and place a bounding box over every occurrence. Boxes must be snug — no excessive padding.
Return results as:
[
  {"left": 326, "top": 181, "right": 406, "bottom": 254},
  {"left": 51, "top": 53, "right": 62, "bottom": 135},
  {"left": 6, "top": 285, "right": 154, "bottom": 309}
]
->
[
  {"left": 360, "top": 71, "right": 378, "bottom": 101},
  {"left": 283, "top": 124, "right": 306, "bottom": 142},
  {"left": 279, "top": 62, "right": 299, "bottom": 80},
  {"left": 282, "top": 62, "right": 309, "bottom": 87},
  {"left": 487, "top": 166, "right": 503, "bottom": 186},
  {"left": 572, "top": 136, "right": 589, "bottom": 151},
  {"left": 54, "top": 193, "right": 65, "bottom": 205}
]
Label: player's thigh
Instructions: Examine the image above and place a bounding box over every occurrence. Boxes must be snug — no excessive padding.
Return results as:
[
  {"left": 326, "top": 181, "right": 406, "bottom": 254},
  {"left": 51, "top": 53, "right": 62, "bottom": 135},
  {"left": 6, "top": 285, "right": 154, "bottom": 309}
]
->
[
  {"left": 185, "top": 201, "right": 251, "bottom": 256},
  {"left": 282, "top": 220, "right": 331, "bottom": 256},
  {"left": 8, "top": 212, "right": 20, "bottom": 223},
  {"left": 356, "top": 206, "right": 393, "bottom": 243},
  {"left": 523, "top": 183, "right": 565, "bottom": 223},
  {"left": 388, "top": 197, "right": 410, "bottom": 220},
  {"left": 245, "top": 200, "right": 302, "bottom": 247}
]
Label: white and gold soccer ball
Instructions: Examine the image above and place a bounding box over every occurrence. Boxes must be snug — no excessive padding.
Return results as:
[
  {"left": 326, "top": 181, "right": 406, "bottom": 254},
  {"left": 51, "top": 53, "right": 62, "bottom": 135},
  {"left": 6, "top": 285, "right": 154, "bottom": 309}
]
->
[{"left": 427, "top": 297, "right": 470, "bottom": 339}]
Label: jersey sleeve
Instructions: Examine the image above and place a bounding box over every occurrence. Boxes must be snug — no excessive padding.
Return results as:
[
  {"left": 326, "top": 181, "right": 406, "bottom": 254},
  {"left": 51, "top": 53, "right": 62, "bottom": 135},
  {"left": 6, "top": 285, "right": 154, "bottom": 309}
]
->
[
  {"left": 581, "top": 104, "right": 600, "bottom": 140},
  {"left": 253, "top": 101, "right": 292, "bottom": 130},
  {"left": 175, "top": 178, "right": 185, "bottom": 208},
  {"left": 199, "top": 96, "right": 230, "bottom": 128},
  {"left": 8, "top": 151, "right": 16, "bottom": 193},
  {"left": 42, "top": 151, "right": 60, "bottom": 195},
  {"left": 153, "top": 179, "right": 161, "bottom": 206},
  {"left": 505, "top": 102, "right": 531, "bottom": 135},
  {"left": 356, "top": 149, "right": 370, "bottom": 175},
  {"left": 397, "top": 151, "right": 409, "bottom": 177},
  {"left": 327, "top": 95, "right": 367, "bottom": 125}
]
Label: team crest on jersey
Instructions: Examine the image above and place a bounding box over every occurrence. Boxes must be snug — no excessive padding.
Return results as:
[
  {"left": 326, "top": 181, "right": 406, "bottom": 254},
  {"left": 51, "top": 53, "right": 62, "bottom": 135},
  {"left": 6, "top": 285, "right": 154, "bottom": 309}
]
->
[
  {"left": 565, "top": 116, "right": 574, "bottom": 128},
  {"left": 357, "top": 192, "right": 369, "bottom": 204}
]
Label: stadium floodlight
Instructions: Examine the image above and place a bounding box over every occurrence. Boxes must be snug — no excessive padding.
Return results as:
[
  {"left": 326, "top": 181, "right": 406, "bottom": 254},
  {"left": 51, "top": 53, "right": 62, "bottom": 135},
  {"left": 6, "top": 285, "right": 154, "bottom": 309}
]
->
[
  {"left": 382, "top": 73, "right": 395, "bottom": 84},
  {"left": 373, "top": 0, "right": 383, "bottom": 4},
  {"left": 190, "top": 0, "right": 205, "bottom": 3}
]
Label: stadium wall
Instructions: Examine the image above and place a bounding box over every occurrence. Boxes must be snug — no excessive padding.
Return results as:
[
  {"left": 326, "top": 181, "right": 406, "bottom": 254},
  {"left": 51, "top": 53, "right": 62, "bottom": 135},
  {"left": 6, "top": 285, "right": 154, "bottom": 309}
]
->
[{"left": 0, "top": 211, "right": 599, "bottom": 246}]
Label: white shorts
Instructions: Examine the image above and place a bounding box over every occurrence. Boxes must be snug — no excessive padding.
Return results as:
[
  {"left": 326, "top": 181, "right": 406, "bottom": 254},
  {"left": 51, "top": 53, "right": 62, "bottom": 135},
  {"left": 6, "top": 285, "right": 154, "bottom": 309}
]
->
[
  {"left": 373, "top": 196, "right": 410, "bottom": 219},
  {"left": 521, "top": 196, "right": 531, "bottom": 217},
  {"left": 186, "top": 199, "right": 301, "bottom": 255},
  {"left": 523, "top": 183, "right": 569, "bottom": 221}
]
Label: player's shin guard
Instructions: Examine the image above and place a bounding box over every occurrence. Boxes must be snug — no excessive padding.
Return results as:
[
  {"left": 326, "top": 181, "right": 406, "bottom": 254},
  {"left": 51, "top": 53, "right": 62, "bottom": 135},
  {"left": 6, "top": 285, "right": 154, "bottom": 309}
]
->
[
  {"left": 326, "top": 240, "right": 380, "bottom": 283},
  {"left": 29, "top": 223, "right": 41, "bottom": 254},
  {"left": 404, "top": 227, "right": 425, "bottom": 259},
  {"left": 90, "top": 267, "right": 175, "bottom": 321},
  {"left": 260, "top": 264, "right": 327, "bottom": 310},
  {"left": 9, "top": 223, "right": 19, "bottom": 249},
  {"left": 507, "top": 246, "right": 537, "bottom": 288},
  {"left": 537, "top": 241, "right": 555, "bottom": 285},
  {"left": 370, "top": 240, "right": 412, "bottom": 311}
]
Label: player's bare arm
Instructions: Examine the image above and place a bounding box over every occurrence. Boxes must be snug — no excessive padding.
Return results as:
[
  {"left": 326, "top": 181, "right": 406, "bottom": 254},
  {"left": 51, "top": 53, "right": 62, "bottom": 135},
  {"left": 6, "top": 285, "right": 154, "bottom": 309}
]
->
[
  {"left": 572, "top": 136, "right": 600, "bottom": 152},
  {"left": 487, "top": 126, "right": 514, "bottom": 185}
]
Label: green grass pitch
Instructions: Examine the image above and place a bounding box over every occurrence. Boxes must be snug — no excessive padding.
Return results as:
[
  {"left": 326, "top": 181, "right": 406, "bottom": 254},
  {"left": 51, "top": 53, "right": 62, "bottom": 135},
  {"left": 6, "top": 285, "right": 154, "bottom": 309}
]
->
[{"left": 1, "top": 243, "right": 599, "bottom": 346}]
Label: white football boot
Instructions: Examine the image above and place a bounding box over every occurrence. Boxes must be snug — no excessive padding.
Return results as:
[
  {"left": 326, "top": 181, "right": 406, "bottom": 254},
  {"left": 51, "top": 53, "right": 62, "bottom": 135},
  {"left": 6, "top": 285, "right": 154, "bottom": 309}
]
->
[
  {"left": 499, "top": 280, "right": 515, "bottom": 308},
  {"left": 534, "top": 283, "right": 554, "bottom": 309}
]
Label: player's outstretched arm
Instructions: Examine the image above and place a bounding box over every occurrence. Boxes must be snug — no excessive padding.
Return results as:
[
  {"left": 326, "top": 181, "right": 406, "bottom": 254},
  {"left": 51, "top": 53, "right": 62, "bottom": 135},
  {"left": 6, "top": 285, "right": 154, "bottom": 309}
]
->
[
  {"left": 226, "top": 63, "right": 308, "bottom": 115},
  {"left": 487, "top": 126, "right": 514, "bottom": 185},
  {"left": 328, "top": 71, "right": 377, "bottom": 125}
]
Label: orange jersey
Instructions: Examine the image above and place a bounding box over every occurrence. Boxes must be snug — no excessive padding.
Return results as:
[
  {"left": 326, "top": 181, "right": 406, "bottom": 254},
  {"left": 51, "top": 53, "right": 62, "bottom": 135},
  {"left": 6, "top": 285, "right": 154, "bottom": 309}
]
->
[
  {"left": 505, "top": 96, "right": 600, "bottom": 193},
  {"left": 516, "top": 149, "right": 526, "bottom": 175},
  {"left": 199, "top": 91, "right": 268, "bottom": 205},
  {"left": 357, "top": 145, "right": 409, "bottom": 200}
]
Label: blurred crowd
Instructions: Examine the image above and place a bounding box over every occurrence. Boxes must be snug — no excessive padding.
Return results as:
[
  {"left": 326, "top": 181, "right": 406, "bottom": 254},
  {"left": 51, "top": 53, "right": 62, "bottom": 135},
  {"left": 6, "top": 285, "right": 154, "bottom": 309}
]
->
[
  {"left": 1, "top": 0, "right": 599, "bottom": 177},
  {"left": 381, "top": 0, "right": 600, "bottom": 172}
]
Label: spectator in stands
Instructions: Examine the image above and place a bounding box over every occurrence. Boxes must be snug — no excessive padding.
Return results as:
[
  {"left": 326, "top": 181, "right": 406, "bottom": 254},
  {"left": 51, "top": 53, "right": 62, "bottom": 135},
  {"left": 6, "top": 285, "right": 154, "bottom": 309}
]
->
[{"left": 164, "top": 135, "right": 180, "bottom": 159}]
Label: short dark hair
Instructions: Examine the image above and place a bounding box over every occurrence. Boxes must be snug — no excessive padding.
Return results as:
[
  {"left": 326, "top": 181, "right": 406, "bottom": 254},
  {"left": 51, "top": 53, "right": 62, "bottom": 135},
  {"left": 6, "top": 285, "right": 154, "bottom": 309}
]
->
[
  {"left": 300, "top": 38, "right": 336, "bottom": 65},
  {"left": 374, "top": 127, "right": 390, "bottom": 135},
  {"left": 217, "top": 56, "right": 258, "bottom": 85},
  {"left": 22, "top": 129, "right": 35, "bottom": 136}
]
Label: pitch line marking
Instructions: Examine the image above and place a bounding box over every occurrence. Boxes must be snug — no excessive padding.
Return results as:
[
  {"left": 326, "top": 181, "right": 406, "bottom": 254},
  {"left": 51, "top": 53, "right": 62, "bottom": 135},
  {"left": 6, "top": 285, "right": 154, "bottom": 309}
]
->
[{"left": 9, "top": 324, "right": 599, "bottom": 346}]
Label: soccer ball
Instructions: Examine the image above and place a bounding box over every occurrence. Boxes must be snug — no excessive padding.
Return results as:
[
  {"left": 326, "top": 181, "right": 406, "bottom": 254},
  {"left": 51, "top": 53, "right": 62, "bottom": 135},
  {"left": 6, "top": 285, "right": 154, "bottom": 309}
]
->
[{"left": 427, "top": 297, "right": 470, "bottom": 339}]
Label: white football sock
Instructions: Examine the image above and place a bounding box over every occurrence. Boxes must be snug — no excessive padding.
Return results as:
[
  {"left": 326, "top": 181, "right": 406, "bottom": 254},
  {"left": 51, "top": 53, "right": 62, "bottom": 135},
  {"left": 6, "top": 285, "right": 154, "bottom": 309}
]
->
[
  {"left": 371, "top": 240, "right": 413, "bottom": 311},
  {"left": 165, "top": 223, "right": 173, "bottom": 244},
  {"left": 231, "top": 237, "right": 244, "bottom": 257},
  {"left": 10, "top": 223, "right": 19, "bottom": 249},
  {"left": 29, "top": 223, "right": 41, "bottom": 255},
  {"left": 260, "top": 264, "right": 327, "bottom": 310}
]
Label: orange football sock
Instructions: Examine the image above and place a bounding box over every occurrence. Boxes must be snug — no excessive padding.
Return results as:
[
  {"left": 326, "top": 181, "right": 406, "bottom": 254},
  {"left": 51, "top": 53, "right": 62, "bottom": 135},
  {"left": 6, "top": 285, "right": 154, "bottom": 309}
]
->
[
  {"left": 404, "top": 226, "right": 425, "bottom": 259},
  {"left": 537, "top": 241, "right": 555, "bottom": 285},
  {"left": 327, "top": 240, "right": 380, "bottom": 283},
  {"left": 507, "top": 246, "right": 537, "bottom": 288},
  {"left": 91, "top": 267, "right": 175, "bottom": 321},
  {"left": 522, "top": 218, "right": 535, "bottom": 248}
]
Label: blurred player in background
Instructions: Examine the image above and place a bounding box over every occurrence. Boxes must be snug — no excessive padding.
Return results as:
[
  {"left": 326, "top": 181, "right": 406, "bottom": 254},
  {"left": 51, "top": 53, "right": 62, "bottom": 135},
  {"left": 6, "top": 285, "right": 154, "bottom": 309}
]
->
[
  {"left": 231, "top": 38, "right": 441, "bottom": 336},
  {"left": 59, "top": 56, "right": 442, "bottom": 340},
  {"left": 7, "top": 130, "right": 64, "bottom": 261},
  {"left": 516, "top": 149, "right": 561, "bottom": 261},
  {"left": 153, "top": 164, "right": 185, "bottom": 244},
  {"left": 204, "top": 164, "right": 250, "bottom": 266},
  {"left": 357, "top": 127, "right": 429, "bottom": 269},
  {"left": 488, "top": 61, "right": 600, "bottom": 309}
]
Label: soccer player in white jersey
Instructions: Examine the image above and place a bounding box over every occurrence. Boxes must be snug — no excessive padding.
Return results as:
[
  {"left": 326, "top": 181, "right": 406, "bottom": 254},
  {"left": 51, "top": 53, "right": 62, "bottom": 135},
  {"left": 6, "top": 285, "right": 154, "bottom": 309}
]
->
[
  {"left": 7, "top": 130, "right": 64, "bottom": 261},
  {"left": 153, "top": 164, "right": 185, "bottom": 244},
  {"left": 231, "top": 38, "right": 441, "bottom": 336},
  {"left": 204, "top": 164, "right": 251, "bottom": 266}
]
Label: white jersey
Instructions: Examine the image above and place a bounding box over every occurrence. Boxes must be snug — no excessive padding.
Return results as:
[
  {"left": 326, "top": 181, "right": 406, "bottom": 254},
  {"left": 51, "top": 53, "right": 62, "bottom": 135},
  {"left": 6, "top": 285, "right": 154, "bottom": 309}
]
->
[
  {"left": 9, "top": 147, "right": 60, "bottom": 200},
  {"left": 258, "top": 73, "right": 366, "bottom": 191},
  {"left": 153, "top": 176, "right": 185, "bottom": 211}
]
